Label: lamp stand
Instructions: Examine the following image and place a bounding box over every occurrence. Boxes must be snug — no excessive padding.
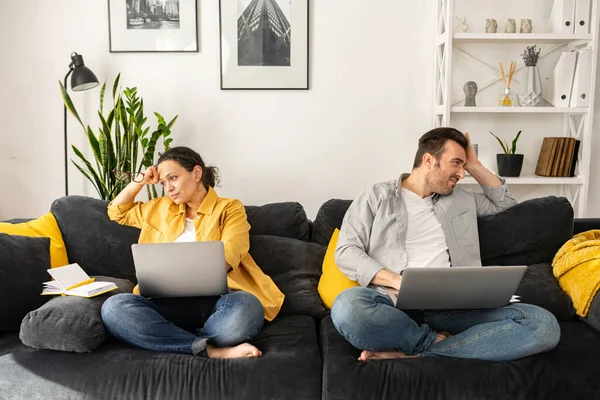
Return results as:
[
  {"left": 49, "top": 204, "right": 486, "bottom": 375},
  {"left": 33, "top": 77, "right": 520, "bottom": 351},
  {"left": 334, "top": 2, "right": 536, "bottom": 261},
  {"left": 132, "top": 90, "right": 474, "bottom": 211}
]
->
[{"left": 63, "top": 68, "right": 73, "bottom": 196}]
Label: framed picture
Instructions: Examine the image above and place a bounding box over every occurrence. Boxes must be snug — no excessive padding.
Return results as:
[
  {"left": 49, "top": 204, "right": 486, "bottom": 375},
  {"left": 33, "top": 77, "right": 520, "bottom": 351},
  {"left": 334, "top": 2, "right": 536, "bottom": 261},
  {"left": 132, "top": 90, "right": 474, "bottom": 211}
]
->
[
  {"left": 219, "top": 0, "right": 309, "bottom": 90},
  {"left": 108, "top": 0, "right": 198, "bottom": 53}
]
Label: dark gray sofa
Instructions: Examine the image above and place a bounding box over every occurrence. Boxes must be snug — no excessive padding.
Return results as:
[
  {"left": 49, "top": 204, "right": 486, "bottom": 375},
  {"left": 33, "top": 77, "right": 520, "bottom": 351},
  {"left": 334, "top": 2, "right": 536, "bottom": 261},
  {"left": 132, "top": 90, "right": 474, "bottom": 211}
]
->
[{"left": 2, "top": 195, "right": 600, "bottom": 400}]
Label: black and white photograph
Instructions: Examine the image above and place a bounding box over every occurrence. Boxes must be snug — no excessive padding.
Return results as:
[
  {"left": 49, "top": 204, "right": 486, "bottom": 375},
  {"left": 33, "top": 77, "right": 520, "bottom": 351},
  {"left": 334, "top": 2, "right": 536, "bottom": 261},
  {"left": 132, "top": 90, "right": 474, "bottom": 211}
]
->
[
  {"left": 220, "top": 0, "right": 308, "bottom": 89},
  {"left": 108, "top": 0, "right": 198, "bottom": 52},
  {"left": 237, "top": 0, "right": 291, "bottom": 66},
  {"left": 126, "top": 0, "right": 180, "bottom": 30}
]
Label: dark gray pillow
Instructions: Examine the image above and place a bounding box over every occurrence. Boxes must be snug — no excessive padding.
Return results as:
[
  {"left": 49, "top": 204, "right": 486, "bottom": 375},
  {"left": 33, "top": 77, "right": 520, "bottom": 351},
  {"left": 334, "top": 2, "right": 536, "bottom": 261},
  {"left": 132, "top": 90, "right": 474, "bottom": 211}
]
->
[
  {"left": 0, "top": 234, "right": 51, "bottom": 331},
  {"left": 250, "top": 235, "right": 328, "bottom": 319},
  {"left": 19, "top": 276, "right": 134, "bottom": 353},
  {"left": 311, "top": 199, "right": 352, "bottom": 247},
  {"left": 245, "top": 202, "right": 310, "bottom": 241},
  {"left": 514, "top": 263, "right": 574, "bottom": 321},
  {"left": 581, "top": 291, "right": 600, "bottom": 333}
]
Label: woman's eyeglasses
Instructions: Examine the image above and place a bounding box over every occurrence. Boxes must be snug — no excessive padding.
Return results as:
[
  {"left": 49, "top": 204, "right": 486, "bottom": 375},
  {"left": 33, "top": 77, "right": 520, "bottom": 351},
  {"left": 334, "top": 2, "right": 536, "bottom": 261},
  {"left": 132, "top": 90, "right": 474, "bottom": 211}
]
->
[{"left": 112, "top": 168, "right": 145, "bottom": 183}]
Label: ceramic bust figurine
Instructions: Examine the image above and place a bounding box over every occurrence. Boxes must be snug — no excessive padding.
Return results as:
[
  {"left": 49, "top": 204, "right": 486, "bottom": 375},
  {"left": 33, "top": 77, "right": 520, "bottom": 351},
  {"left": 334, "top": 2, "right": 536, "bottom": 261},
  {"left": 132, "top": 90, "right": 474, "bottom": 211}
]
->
[
  {"left": 456, "top": 16, "right": 469, "bottom": 33},
  {"left": 463, "top": 81, "right": 478, "bottom": 107},
  {"left": 505, "top": 18, "right": 517, "bottom": 33},
  {"left": 520, "top": 18, "right": 533, "bottom": 33},
  {"left": 485, "top": 19, "right": 498, "bottom": 33}
]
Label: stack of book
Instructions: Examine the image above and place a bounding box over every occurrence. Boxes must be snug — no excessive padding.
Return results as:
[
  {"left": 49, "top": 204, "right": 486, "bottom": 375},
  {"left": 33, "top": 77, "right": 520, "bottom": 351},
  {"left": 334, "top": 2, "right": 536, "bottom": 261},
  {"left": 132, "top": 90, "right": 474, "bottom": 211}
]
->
[{"left": 535, "top": 137, "right": 580, "bottom": 177}]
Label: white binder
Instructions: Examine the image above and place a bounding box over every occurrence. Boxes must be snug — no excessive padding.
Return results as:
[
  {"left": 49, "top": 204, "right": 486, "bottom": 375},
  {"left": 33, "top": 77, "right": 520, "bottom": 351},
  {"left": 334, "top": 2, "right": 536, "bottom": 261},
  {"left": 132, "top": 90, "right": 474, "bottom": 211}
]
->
[
  {"left": 570, "top": 48, "right": 592, "bottom": 107},
  {"left": 548, "top": 0, "right": 576, "bottom": 34},
  {"left": 545, "top": 51, "right": 577, "bottom": 107},
  {"left": 574, "top": 0, "right": 592, "bottom": 34}
]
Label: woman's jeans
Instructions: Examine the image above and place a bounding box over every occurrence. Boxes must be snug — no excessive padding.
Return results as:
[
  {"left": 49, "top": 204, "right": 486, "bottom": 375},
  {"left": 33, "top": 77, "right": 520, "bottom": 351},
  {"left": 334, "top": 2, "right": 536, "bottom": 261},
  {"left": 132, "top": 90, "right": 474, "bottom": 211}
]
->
[
  {"left": 101, "top": 291, "right": 264, "bottom": 356},
  {"left": 330, "top": 287, "right": 561, "bottom": 361}
]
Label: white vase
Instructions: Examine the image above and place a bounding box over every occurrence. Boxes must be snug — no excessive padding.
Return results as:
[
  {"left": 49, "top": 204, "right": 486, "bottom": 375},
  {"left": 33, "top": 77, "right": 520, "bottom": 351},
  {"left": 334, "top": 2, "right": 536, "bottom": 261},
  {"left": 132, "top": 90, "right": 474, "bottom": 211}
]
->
[{"left": 519, "top": 66, "right": 543, "bottom": 107}]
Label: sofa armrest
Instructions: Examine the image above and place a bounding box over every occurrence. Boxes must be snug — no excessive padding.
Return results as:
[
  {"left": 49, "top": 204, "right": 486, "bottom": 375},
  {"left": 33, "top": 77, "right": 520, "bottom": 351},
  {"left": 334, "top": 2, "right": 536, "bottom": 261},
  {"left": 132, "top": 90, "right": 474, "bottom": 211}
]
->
[{"left": 573, "top": 218, "right": 600, "bottom": 235}]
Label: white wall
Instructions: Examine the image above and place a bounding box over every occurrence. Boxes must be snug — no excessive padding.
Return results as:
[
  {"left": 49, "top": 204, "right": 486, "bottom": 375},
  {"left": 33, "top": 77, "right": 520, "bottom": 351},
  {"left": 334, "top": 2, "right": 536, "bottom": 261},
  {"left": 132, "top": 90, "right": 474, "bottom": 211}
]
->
[{"left": 0, "top": 0, "right": 598, "bottom": 220}]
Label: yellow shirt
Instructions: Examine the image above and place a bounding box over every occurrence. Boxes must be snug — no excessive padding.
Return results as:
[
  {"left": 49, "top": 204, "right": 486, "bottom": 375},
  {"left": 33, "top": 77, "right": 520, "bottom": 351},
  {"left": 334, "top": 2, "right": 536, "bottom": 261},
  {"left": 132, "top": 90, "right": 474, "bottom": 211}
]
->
[{"left": 107, "top": 187, "right": 284, "bottom": 321}]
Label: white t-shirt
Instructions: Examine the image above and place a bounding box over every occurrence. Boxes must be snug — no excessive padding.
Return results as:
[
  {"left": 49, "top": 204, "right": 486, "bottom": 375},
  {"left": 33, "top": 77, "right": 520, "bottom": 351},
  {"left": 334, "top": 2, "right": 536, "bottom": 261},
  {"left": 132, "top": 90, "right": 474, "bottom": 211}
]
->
[
  {"left": 174, "top": 218, "right": 196, "bottom": 243},
  {"left": 401, "top": 187, "right": 451, "bottom": 269}
]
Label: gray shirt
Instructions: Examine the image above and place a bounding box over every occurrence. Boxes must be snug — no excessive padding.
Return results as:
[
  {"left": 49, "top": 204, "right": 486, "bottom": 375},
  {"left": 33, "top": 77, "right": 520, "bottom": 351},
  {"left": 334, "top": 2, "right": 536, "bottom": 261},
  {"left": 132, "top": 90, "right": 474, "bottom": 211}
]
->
[{"left": 334, "top": 175, "right": 518, "bottom": 288}]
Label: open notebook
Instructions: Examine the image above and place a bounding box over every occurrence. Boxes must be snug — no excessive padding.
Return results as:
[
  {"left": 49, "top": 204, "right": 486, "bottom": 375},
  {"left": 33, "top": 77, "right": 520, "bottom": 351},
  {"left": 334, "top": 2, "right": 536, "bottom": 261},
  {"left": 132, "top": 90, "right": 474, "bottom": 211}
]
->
[{"left": 42, "top": 263, "right": 118, "bottom": 298}]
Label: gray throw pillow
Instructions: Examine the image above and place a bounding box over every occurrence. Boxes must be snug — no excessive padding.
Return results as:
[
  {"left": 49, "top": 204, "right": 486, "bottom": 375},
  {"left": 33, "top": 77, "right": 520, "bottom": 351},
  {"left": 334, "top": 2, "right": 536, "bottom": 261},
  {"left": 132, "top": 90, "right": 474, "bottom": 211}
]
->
[
  {"left": 0, "top": 234, "right": 51, "bottom": 331},
  {"left": 19, "top": 276, "right": 134, "bottom": 353}
]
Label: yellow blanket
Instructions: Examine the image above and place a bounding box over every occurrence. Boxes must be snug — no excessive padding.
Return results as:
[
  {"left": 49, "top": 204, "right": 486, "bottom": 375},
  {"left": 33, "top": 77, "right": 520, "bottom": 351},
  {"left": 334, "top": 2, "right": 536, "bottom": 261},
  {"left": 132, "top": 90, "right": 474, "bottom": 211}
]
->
[{"left": 552, "top": 230, "right": 600, "bottom": 317}]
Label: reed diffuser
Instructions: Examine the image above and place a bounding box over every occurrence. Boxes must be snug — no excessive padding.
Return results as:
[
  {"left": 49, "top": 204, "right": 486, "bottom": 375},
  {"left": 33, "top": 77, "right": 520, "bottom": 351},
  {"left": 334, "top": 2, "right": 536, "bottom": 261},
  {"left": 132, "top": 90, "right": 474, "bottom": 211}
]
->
[{"left": 499, "top": 61, "right": 518, "bottom": 106}]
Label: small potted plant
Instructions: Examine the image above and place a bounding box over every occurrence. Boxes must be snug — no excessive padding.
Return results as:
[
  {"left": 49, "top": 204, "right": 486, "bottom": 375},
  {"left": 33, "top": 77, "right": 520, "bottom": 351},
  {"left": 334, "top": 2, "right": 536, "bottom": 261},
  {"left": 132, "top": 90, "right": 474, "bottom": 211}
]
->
[{"left": 489, "top": 130, "right": 523, "bottom": 177}]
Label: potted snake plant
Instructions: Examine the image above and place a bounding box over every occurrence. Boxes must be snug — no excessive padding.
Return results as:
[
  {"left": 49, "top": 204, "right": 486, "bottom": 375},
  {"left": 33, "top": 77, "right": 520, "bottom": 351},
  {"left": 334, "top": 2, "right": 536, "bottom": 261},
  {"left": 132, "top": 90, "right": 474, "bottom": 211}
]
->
[{"left": 489, "top": 130, "right": 523, "bottom": 177}]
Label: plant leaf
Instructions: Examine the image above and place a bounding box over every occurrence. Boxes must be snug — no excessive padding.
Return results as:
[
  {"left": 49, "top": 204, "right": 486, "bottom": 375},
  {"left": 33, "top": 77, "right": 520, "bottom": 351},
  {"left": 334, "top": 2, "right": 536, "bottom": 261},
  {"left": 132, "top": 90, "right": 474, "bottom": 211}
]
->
[
  {"left": 511, "top": 130, "right": 522, "bottom": 155},
  {"left": 99, "top": 81, "right": 107, "bottom": 114},
  {"left": 489, "top": 131, "right": 509, "bottom": 155},
  {"left": 112, "top": 73, "right": 121, "bottom": 101},
  {"left": 59, "top": 82, "right": 85, "bottom": 130}
]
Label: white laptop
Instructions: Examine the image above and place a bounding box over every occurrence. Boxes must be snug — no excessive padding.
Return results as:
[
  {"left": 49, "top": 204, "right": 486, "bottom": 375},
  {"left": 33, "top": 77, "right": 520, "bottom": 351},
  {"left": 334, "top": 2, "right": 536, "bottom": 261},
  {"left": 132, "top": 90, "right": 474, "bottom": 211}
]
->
[
  {"left": 131, "top": 241, "right": 228, "bottom": 298},
  {"left": 395, "top": 266, "right": 527, "bottom": 310}
]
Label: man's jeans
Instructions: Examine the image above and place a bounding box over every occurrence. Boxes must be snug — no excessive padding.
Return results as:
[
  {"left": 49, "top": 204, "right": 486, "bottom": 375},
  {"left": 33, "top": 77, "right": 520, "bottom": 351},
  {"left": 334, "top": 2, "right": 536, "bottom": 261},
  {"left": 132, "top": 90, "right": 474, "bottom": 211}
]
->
[
  {"left": 331, "top": 287, "right": 561, "bottom": 361},
  {"left": 101, "top": 291, "right": 264, "bottom": 356}
]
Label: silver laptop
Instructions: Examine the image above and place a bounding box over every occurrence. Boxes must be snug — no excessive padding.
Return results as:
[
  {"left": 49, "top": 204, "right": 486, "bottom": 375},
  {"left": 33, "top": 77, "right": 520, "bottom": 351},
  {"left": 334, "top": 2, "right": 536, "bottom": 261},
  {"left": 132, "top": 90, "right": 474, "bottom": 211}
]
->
[
  {"left": 395, "top": 266, "right": 527, "bottom": 310},
  {"left": 131, "top": 241, "right": 228, "bottom": 298}
]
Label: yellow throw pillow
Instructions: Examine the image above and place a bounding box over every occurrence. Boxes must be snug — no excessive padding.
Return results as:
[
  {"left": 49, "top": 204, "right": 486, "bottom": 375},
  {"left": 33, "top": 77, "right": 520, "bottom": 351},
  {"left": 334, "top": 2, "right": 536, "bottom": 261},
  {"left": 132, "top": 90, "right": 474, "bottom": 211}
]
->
[
  {"left": 0, "top": 212, "right": 69, "bottom": 268},
  {"left": 318, "top": 228, "right": 359, "bottom": 309}
]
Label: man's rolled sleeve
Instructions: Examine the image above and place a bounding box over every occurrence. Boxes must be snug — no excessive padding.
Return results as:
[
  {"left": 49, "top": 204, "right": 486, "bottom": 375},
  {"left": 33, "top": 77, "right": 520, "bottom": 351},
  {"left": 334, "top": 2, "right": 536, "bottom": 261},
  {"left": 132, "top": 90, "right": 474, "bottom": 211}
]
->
[{"left": 475, "top": 179, "right": 518, "bottom": 216}]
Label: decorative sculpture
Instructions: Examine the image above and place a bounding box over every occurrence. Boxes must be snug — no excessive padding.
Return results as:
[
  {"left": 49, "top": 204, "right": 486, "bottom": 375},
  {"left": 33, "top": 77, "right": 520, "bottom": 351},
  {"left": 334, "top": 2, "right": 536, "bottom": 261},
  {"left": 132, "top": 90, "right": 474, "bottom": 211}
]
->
[
  {"left": 520, "top": 18, "right": 533, "bottom": 33},
  {"left": 485, "top": 19, "right": 498, "bottom": 33},
  {"left": 505, "top": 18, "right": 517, "bottom": 33},
  {"left": 463, "top": 81, "right": 478, "bottom": 107},
  {"left": 456, "top": 16, "right": 470, "bottom": 33}
]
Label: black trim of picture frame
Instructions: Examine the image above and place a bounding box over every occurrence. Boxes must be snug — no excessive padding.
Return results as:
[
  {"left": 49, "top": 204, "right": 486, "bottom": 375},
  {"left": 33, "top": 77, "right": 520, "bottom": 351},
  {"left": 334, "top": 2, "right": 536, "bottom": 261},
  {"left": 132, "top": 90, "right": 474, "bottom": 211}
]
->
[
  {"left": 219, "top": 0, "right": 310, "bottom": 90},
  {"left": 108, "top": 0, "right": 199, "bottom": 53}
]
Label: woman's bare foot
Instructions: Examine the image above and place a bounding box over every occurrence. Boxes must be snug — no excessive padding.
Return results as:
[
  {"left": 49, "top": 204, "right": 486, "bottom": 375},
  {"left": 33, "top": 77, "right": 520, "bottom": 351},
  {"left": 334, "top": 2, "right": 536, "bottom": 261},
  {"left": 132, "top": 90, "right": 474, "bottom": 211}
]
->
[
  {"left": 358, "top": 350, "right": 418, "bottom": 362},
  {"left": 206, "top": 343, "right": 262, "bottom": 359}
]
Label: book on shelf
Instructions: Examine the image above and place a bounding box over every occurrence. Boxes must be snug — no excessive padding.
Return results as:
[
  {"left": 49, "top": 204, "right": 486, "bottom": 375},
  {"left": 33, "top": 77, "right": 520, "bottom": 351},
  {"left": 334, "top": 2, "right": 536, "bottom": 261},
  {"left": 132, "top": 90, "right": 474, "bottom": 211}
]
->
[
  {"left": 535, "top": 137, "right": 580, "bottom": 177},
  {"left": 42, "top": 263, "right": 118, "bottom": 298}
]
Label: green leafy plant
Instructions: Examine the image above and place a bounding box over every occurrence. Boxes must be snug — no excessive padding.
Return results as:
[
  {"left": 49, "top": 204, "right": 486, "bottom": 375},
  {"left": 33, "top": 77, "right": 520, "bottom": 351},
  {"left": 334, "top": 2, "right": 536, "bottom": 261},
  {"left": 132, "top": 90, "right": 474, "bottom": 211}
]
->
[
  {"left": 489, "top": 130, "right": 522, "bottom": 155},
  {"left": 60, "top": 74, "right": 176, "bottom": 200}
]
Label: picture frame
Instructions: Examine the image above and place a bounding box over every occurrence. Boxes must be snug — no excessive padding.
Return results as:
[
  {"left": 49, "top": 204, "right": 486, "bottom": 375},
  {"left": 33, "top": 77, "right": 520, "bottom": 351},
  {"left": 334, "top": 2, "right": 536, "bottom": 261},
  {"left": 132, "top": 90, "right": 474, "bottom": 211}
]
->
[
  {"left": 108, "top": 0, "right": 198, "bottom": 53},
  {"left": 219, "top": 0, "right": 309, "bottom": 90}
]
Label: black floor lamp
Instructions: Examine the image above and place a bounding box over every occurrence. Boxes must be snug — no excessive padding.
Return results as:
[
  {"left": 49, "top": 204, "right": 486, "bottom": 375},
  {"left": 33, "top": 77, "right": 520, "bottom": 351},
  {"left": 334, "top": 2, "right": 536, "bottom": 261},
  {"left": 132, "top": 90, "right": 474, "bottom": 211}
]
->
[{"left": 63, "top": 52, "right": 99, "bottom": 196}]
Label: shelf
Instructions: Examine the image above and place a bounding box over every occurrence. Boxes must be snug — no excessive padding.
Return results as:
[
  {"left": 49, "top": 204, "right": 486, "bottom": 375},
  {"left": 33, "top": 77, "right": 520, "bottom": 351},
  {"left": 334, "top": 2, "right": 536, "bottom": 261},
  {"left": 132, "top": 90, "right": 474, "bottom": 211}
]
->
[
  {"left": 451, "top": 107, "right": 589, "bottom": 114},
  {"left": 452, "top": 33, "right": 592, "bottom": 43},
  {"left": 459, "top": 175, "right": 585, "bottom": 185}
]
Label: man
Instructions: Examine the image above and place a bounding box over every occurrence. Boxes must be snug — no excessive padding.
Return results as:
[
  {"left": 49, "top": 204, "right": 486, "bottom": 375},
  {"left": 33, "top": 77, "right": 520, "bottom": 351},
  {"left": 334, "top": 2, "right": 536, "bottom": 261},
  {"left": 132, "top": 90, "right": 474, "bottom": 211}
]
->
[{"left": 331, "top": 127, "right": 560, "bottom": 362}]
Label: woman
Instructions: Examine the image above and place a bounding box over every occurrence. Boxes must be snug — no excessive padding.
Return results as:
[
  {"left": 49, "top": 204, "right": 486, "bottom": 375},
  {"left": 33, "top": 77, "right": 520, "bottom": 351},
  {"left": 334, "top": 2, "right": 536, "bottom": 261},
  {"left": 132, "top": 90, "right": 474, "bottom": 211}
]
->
[{"left": 101, "top": 146, "right": 284, "bottom": 359}]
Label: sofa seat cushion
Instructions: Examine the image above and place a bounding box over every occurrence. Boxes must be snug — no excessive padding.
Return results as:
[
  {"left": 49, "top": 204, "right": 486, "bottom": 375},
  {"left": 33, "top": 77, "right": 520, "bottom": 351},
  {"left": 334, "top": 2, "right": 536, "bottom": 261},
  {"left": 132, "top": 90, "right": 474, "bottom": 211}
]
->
[
  {"left": 19, "top": 276, "right": 135, "bottom": 353},
  {"left": 320, "top": 316, "right": 600, "bottom": 400},
  {"left": 0, "top": 315, "right": 321, "bottom": 400}
]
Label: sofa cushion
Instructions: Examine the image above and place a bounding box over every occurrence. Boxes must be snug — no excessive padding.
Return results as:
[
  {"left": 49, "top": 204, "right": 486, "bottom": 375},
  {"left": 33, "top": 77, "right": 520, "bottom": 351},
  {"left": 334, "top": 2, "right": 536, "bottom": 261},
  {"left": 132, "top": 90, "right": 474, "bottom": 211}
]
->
[
  {"left": 1, "top": 315, "right": 322, "bottom": 400},
  {"left": 318, "top": 229, "right": 358, "bottom": 309},
  {"left": 246, "top": 202, "right": 310, "bottom": 241},
  {"left": 515, "top": 263, "right": 574, "bottom": 321},
  {"left": 320, "top": 316, "right": 600, "bottom": 400},
  {"left": 311, "top": 199, "right": 352, "bottom": 246},
  {"left": 19, "top": 276, "right": 135, "bottom": 353},
  {"left": 581, "top": 290, "right": 600, "bottom": 333},
  {"left": 478, "top": 196, "right": 574, "bottom": 266},
  {"left": 0, "top": 234, "right": 50, "bottom": 331},
  {"left": 51, "top": 196, "right": 140, "bottom": 282},
  {"left": 250, "top": 235, "right": 328, "bottom": 319},
  {"left": 0, "top": 212, "right": 69, "bottom": 268}
]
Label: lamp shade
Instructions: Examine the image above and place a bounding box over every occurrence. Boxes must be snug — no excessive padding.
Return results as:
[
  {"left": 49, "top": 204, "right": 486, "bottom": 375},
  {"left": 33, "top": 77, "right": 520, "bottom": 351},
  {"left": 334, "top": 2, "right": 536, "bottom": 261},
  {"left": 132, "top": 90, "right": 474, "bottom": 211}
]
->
[{"left": 70, "top": 54, "right": 99, "bottom": 92}]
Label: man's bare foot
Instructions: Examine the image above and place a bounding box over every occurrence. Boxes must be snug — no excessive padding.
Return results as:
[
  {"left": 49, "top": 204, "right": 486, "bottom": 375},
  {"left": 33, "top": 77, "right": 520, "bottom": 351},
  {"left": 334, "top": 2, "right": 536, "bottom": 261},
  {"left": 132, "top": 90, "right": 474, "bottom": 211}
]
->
[
  {"left": 434, "top": 331, "right": 452, "bottom": 344},
  {"left": 206, "top": 343, "right": 262, "bottom": 359},
  {"left": 358, "top": 350, "right": 418, "bottom": 362}
]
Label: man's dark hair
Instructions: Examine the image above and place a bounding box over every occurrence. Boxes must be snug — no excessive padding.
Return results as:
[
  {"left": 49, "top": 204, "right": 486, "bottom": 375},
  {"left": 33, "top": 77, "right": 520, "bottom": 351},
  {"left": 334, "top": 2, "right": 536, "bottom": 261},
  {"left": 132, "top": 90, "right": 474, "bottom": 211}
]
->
[
  {"left": 157, "top": 146, "right": 220, "bottom": 188},
  {"left": 412, "top": 127, "right": 468, "bottom": 169}
]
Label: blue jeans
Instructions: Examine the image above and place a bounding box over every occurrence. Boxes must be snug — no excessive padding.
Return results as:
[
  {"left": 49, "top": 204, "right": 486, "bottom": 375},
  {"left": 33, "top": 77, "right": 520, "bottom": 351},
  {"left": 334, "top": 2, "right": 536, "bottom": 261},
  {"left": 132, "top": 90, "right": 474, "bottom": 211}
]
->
[
  {"left": 101, "top": 291, "right": 264, "bottom": 356},
  {"left": 330, "top": 287, "right": 561, "bottom": 361}
]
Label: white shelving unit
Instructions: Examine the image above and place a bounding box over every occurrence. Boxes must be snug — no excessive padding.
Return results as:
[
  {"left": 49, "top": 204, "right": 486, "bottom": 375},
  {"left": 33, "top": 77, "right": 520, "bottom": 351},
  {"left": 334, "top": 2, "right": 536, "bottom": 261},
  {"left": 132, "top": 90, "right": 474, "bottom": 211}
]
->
[{"left": 434, "top": 0, "right": 600, "bottom": 217}]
